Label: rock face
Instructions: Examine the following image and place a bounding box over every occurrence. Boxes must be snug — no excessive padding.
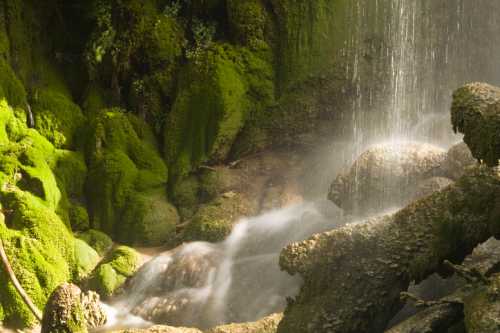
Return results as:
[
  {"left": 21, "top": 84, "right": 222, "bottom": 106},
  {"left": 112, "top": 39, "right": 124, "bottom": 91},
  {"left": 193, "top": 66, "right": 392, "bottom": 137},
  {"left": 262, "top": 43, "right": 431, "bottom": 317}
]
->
[
  {"left": 41, "top": 283, "right": 106, "bottom": 333},
  {"left": 440, "top": 142, "right": 477, "bottom": 180},
  {"left": 452, "top": 82, "right": 500, "bottom": 166},
  {"left": 328, "top": 142, "right": 446, "bottom": 215},
  {"left": 278, "top": 166, "right": 500, "bottom": 333}
]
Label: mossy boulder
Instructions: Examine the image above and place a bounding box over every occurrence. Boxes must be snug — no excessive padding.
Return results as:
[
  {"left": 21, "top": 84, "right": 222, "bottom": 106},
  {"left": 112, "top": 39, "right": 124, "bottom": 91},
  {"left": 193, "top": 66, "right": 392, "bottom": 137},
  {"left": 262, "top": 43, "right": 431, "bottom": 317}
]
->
[
  {"left": 74, "top": 239, "right": 100, "bottom": 282},
  {"left": 77, "top": 229, "right": 113, "bottom": 256},
  {"left": 182, "top": 193, "right": 250, "bottom": 243},
  {"left": 88, "top": 246, "right": 139, "bottom": 298},
  {"left": 0, "top": 190, "right": 75, "bottom": 327},
  {"left": 0, "top": 99, "right": 89, "bottom": 328},
  {"left": 165, "top": 44, "right": 274, "bottom": 182},
  {"left": 31, "top": 88, "right": 86, "bottom": 149},
  {"left": 85, "top": 109, "right": 178, "bottom": 246},
  {"left": 451, "top": 82, "right": 500, "bottom": 166}
]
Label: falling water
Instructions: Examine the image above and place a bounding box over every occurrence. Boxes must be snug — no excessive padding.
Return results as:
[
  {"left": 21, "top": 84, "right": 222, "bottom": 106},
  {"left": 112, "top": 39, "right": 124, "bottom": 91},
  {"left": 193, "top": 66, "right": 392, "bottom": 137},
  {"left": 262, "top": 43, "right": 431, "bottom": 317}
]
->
[{"left": 102, "top": 1, "right": 500, "bottom": 330}]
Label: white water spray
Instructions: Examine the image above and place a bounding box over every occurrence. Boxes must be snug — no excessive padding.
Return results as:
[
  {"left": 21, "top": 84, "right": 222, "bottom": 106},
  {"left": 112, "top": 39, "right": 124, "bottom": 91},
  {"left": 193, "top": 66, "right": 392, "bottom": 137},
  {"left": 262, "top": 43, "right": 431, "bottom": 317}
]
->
[{"left": 102, "top": 202, "right": 344, "bottom": 330}]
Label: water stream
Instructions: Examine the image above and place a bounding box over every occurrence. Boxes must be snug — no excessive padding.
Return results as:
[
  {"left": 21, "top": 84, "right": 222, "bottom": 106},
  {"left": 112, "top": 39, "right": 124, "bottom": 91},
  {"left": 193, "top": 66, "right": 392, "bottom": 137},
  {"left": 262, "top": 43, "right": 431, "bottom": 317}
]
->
[{"left": 102, "top": 1, "right": 500, "bottom": 330}]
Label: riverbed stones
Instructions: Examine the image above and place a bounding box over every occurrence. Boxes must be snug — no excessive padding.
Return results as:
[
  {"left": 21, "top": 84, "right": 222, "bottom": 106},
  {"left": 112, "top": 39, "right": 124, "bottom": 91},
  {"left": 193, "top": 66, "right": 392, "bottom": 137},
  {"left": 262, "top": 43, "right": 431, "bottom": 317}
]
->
[{"left": 328, "top": 142, "right": 446, "bottom": 215}]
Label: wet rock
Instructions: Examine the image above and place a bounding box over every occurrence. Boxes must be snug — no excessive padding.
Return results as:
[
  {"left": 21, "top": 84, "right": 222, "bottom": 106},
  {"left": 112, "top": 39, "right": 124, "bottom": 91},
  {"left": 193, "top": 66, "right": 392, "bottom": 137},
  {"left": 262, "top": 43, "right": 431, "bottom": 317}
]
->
[
  {"left": 41, "top": 283, "right": 106, "bottom": 333},
  {"left": 110, "top": 313, "right": 282, "bottom": 333},
  {"left": 328, "top": 142, "right": 446, "bottom": 215},
  {"left": 440, "top": 142, "right": 477, "bottom": 180},
  {"left": 124, "top": 243, "right": 224, "bottom": 327},
  {"left": 279, "top": 166, "right": 500, "bottom": 333},
  {"left": 206, "top": 313, "right": 282, "bottom": 333},
  {"left": 451, "top": 82, "right": 500, "bottom": 167},
  {"left": 414, "top": 177, "right": 454, "bottom": 199}
]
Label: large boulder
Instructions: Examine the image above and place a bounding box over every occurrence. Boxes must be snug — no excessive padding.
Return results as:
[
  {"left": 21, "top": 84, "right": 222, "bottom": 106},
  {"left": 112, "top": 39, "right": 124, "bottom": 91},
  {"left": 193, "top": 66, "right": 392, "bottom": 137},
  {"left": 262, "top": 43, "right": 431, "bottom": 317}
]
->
[
  {"left": 87, "top": 246, "right": 140, "bottom": 298},
  {"left": 328, "top": 142, "right": 446, "bottom": 215},
  {"left": 41, "top": 283, "right": 106, "bottom": 333},
  {"left": 451, "top": 82, "right": 500, "bottom": 167}
]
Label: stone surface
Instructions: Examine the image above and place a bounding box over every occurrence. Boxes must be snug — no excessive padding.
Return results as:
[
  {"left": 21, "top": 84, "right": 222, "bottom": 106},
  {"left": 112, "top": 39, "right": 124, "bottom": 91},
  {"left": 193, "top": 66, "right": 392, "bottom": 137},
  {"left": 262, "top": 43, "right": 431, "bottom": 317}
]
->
[
  {"left": 41, "top": 283, "right": 106, "bottom": 333},
  {"left": 452, "top": 82, "right": 500, "bottom": 166},
  {"left": 328, "top": 142, "right": 446, "bottom": 215}
]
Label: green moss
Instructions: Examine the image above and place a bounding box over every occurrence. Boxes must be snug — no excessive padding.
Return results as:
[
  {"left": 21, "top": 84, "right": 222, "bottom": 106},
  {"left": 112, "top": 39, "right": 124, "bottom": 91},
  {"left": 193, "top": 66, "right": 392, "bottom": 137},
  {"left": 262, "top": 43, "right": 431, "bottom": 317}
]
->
[
  {"left": 120, "top": 189, "right": 180, "bottom": 246},
  {"left": 270, "top": 0, "right": 349, "bottom": 90},
  {"left": 74, "top": 238, "right": 100, "bottom": 281},
  {"left": 90, "top": 264, "right": 120, "bottom": 298},
  {"left": 0, "top": 59, "right": 27, "bottom": 107},
  {"left": 170, "top": 176, "right": 201, "bottom": 219},
  {"left": 69, "top": 205, "right": 90, "bottom": 232},
  {"left": 31, "top": 88, "right": 85, "bottom": 149},
  {"left": 227, "top": 0, "right": 267, "bottom": 48},
  {"left": 85, "top": 109, "right": 176, "bottom": 245},
  {"left": 165, "top": 44, "right": 262, "bottom": 181},
  {"left": 182, "top": 194, "right": 248, "bottom": 243},
  {"left": 77, "top": 229, "right": 113, "bottom": 256},
  {"left": 0, "top": 190, "right": 74, "bottom": 327},
  {"left": 143, "top": 16, "right": 185, "bottom": 68},
  {"left": 88, "top": 246, "right": 139, "bottom": 297}
]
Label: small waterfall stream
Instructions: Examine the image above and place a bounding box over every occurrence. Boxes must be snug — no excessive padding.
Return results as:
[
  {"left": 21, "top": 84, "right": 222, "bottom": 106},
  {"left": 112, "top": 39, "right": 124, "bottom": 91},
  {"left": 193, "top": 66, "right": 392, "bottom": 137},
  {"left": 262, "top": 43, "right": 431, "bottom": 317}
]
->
[
  {"left": 102, "top": 202, "right": 344, "bottom": 330},
  {"left": 102, "top": 1, "right": 500, "bottom": 330}
]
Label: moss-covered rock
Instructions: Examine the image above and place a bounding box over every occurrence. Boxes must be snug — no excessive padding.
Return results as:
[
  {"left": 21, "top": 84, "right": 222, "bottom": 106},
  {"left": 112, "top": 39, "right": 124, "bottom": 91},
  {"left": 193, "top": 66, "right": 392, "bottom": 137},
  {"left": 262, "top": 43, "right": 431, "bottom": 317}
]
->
[
  {"left": 74, "top": 239, "right": 100, "bottom": 282},
  {"left": 0, "top": 59, "right": 27, "bottom": 108},
  {"left": 77, "top": 229, "right": 113, "bottom": 257},
  {"left": 85, "top": 109, "right": 178, "bottom": 246},
  {"left": 88, "top": 246, "right": 139, "bottom": 298},
  {"left": 451, "top": 83, "right": 500, "bottom": 167},
  {"left": 0, "top": 190, "right": 74, "bottom": 327},
  {"left": 31, "top": 88, "right": 86, "bottom": 149},
  {"left": 182, "top": 193, "right": 250, "bottom": 243}
]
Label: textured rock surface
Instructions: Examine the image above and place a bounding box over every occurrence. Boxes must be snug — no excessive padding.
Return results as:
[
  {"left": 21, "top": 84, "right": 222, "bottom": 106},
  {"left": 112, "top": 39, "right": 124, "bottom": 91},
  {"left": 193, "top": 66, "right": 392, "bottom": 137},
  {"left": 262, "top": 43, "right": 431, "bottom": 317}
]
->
[
  {"left": 41, "top": 283, "right": 106, "bottom": 333},
  {"left": 328, "top": 143, "right": 446, "bottom": 215},
  {"left": 440, "top": 142, "right": 477, "bottom": 180},
  {"left": 111, "top": 313, "right": 282, "bottom": 333},
  {"left": 279, "top": 166, "right": 500, "bottom": 333},
  {"left": 452, "top": 83, "right": 500, "bottom": 166}
]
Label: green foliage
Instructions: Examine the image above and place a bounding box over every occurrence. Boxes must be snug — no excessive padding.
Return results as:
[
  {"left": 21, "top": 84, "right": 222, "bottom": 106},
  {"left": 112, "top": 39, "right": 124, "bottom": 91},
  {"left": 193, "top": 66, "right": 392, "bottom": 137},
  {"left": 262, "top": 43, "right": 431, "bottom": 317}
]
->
[{"left": 77, "top": 229, "right": 113, "bottom": 256}]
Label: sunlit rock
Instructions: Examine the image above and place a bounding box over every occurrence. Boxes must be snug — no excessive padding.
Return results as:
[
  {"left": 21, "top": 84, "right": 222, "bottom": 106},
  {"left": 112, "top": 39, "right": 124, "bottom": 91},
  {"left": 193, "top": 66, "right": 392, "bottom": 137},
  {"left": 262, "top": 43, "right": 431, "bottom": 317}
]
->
[
  {"left": 328, "top": 142, "right": 446, "bottom": 215},
  {"left": 452, "top": 82, "right": 500, "bottom": 167},
  {"left": 41, "top": 283, "right": 106, "bottom": 333}
]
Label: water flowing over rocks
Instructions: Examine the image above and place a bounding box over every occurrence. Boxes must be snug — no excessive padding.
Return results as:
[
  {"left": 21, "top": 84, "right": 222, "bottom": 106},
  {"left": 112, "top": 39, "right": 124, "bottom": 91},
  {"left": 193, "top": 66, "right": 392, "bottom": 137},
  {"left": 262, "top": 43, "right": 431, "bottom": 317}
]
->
[
  {"left": 103, "top": 203, "right": 342, "bottom": 330},
  {"left": 328, "top": 142, "right": 446, "bottom": 215}
]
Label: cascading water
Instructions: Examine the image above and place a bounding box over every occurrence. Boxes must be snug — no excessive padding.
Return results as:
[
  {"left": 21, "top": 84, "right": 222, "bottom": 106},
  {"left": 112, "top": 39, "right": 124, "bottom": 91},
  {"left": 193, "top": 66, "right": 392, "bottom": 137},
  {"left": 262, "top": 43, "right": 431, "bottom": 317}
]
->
[
  {"left": 102, "top": 1, "right": 500, "bottom": 330},
  {"left": 102, "top": 202, "right": 344, "bottom": 330}
]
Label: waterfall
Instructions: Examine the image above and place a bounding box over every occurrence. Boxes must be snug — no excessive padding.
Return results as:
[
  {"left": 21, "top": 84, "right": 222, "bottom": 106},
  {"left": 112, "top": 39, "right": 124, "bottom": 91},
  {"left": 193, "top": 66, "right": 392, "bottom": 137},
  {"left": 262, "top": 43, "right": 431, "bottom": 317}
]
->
[
  {"left": 101, "top": 1, "right": 500, "bottom": 330},
  {"left": 345, "top": 0, "right": 500, "bottom": 151}
]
